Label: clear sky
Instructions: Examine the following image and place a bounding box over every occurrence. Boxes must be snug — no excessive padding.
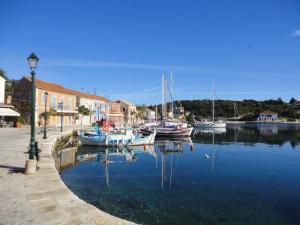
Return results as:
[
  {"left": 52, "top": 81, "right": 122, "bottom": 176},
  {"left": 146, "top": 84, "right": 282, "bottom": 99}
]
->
[{"left": 0, "top": 0, "right": 300, "bottom": 105}]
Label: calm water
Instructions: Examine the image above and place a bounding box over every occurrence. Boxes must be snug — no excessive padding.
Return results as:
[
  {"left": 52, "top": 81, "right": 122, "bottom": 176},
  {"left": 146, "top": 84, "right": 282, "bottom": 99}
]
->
[{"left": 58, "top": 124, "right": 300, "bottom": 225}]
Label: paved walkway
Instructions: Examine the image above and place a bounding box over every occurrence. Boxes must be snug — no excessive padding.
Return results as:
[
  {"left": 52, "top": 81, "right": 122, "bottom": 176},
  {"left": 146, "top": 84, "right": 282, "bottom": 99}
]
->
[{"left": 0, "top": 127, "right": 136, "bottom": 225}]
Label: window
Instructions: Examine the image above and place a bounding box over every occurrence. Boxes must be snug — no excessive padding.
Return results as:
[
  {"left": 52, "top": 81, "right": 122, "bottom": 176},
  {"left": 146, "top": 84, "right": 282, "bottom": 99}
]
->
[
  {"left": 42, "top": 94, "right": 46, "bottom": 104},
  {"left": 102, "top": 103, "right": 106, "bottom": 111},
  {"left": 68, "top": 98, "right": 72, "bottom": 109},
  {"left": 52, "top": 96, "right": 57, "bottom": 109}
]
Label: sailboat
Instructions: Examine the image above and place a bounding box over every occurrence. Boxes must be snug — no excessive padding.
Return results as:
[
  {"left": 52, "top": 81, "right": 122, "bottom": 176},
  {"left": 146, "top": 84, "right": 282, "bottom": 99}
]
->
[
  {"left": 194, "top": 82, "right": 226, "bottom": 129},
  {"left": 141, "top": 73, "right": 193, "bottom": 137}
]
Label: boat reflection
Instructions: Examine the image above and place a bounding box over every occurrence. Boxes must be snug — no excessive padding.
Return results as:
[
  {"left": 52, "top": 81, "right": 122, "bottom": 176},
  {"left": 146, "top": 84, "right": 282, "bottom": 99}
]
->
[
  {"left": 76, "top": 145, "right": 157, "bottom": 163},
  {"left": 193, "top": 127, "right": 226, "bottom": 135},
  {"left": 203, "top": 131, "right": 222, "bottom": 174},
  {"left": 156, "top": 137, "right": 194, "bottom": 189},
  {"left": 77, "top": 145, "right": 158, "bottom": 188}
]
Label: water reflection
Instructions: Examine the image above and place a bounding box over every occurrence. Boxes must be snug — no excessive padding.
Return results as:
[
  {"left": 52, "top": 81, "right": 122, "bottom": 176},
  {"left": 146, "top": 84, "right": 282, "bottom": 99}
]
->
[
  {"left": 156, "top": 138, "right": 194, "bottom": 189},
  {"left": 193, "top": 123, "right": 300, "bottom": 147}
]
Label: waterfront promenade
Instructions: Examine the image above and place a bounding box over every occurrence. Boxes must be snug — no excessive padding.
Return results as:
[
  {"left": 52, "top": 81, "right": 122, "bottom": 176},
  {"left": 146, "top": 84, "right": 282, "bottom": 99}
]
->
[{"left": 0, "top": 127, "right": 136, "bottom": 225}]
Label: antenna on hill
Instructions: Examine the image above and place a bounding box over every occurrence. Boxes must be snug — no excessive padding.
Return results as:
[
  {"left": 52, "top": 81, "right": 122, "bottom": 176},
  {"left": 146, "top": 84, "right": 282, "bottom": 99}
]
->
[
  {"left": 93, "top": 88, "right": 97, "bottom": 95},
  {"left": 81, "top": 88, "right": 84, "bottom": 93}
]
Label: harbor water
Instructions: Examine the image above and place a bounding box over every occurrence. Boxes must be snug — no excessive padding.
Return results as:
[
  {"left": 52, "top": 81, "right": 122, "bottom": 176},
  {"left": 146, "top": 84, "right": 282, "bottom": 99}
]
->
[{"left": 56, "top": 124, "right": 300, "bottom": 225}]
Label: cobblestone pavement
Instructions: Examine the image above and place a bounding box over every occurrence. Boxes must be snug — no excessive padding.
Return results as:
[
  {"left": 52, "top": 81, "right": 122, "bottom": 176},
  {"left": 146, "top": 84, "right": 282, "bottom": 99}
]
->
[{"left": 0, "top": 127, "right": 137, "bottom": 225}]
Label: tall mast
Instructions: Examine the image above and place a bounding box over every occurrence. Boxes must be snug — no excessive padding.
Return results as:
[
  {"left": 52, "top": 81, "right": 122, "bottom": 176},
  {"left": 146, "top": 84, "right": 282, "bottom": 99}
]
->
[
  {"left": 155, "top": 104, "right": 158, "bottom": 122},
  {"left": 165, "top": 75, "right": 167, "bottom": 118},
  {"left": 212, "top": 82, "right": 215, "bottom": 122},
  {"left": 171, "top": 71, "right": 174, "bottom": 119},
  {"left": 161, "top": 74, "right": 165, "bottom": 119},
  {"left": 161, "top": 74, "right": 168, "bottom": 119}
]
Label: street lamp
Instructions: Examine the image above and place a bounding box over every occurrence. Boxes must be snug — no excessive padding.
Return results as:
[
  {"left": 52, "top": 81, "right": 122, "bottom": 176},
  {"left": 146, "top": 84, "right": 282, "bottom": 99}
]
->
[
  {"left": 27, "top": 53, "right": 39, "bottom": 160},
  {"left": 59, "top": 101, "right": 64, "bottom": 132},
  {"left": 43, "top": 91, "right": 48, "bottom": 139}
]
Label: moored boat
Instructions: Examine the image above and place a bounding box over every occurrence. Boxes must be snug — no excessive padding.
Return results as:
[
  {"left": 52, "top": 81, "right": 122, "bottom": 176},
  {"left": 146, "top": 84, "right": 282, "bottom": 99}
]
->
[
  {"left": 79, "top": 128, "right": 156, "bottom": 146},
  {"left": 141, "top": 121, "right": 193, "bottom": 137}
]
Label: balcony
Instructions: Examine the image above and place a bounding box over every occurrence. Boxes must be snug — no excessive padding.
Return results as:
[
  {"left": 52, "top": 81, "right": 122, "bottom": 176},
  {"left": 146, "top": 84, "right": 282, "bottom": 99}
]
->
[{"left": 51, "top": 104, "right": 77, "bottom": 113}]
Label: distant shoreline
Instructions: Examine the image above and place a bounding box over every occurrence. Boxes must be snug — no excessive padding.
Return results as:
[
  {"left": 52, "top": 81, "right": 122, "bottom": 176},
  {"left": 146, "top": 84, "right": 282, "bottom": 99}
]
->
[{"left": 226, "top": 121, "right": 300, "bottom": 125}]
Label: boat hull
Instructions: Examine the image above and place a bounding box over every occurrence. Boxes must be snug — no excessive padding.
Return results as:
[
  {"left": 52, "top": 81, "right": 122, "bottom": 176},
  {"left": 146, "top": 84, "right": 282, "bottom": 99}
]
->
[
  {"left": 79, "top": 132, "right": 156, "bottom": 147},
  {"left": 141, "top": 127, "right": 193, "bottom": 137},
  {"left": 194, "top": 122, "right": 227, "bottom": 129}
]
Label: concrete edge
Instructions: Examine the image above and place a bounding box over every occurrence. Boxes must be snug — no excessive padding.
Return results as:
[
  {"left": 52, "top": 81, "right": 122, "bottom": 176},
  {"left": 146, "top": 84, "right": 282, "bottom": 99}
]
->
[{"left": 24, "top": 128, "right": 138, "bottom": 225}]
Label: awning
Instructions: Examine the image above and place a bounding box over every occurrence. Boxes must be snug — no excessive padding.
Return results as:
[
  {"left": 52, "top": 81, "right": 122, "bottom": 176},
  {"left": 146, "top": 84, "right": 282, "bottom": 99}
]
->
[{"left": 0, "top": 108, "right": 20, "bottom": 117}]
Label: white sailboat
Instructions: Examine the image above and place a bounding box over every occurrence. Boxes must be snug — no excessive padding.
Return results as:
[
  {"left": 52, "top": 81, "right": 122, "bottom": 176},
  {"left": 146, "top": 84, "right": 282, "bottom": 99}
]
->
[
  {"left": 141, "top": 73, "right": 193, "bottom": 137},
  {"left": 194, "top": 82, "right": 226, "bottom": 129}
]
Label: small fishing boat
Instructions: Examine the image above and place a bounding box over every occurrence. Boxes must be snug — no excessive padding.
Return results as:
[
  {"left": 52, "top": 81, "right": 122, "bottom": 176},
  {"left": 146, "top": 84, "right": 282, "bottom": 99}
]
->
[{"left": 79, "top": 127, "right": 156, "bottom": 146}]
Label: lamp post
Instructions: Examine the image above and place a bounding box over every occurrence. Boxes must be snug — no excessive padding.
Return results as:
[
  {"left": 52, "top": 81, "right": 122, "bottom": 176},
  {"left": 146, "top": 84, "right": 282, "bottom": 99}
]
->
[
  {"left": 43, "top": 91, "right": 48, "bottom": 139},
  {"left": 97, "top": 105, "right": 100, "bottom": 121},
  {"left": 24, "top": 53, "right": 39, "bottom": 175},
  {"left": 59, "top": 101, "right": 64, "bottom": 132},
  {"left": 27, "top": 53, "right": 39, "bottom": 160}
]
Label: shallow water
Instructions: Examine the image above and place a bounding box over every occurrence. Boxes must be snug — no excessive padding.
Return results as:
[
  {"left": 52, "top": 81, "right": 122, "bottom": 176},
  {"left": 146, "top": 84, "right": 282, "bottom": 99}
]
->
[{"left": 59, "top": 124, "right": 300, "bottom": 225}]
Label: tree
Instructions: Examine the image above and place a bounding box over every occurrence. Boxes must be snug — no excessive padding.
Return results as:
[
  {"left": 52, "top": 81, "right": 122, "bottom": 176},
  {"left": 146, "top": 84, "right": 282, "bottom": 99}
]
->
[
  {"left": 0, "top": 69, "right": 16, "bottom": 97},
  {"left": 39, "top": 109, "right": 54, "bottom": 125},
  {"left": 78, "top": 105, "right": 90, "bottom": 124},
  {"left": 0, "top": 69, "right": 8, "bottom": 80},
  {"left": 289, "top": 97, "right": 297, "bottom": 105},
  {"left": 136, "top": 104, "right": 149, "bottom": 120}
]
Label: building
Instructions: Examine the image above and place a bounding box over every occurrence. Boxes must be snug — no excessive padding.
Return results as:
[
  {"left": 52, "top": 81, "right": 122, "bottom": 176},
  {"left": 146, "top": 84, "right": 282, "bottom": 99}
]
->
[
  {"left": 13, "top": 77, "right": 78, "bottom": 126},
  {"left": 13, "top": 77, "right": 109, "bottom": 126},
  {"left": 257, "top": 111, "right": 278, "bottom": 122},
  {"left": 116, "top": 99, "right": 137, "bottom": 124},
  {"left": 145, "top": 109, "right": 156, "bottom": 121},
  {"left": 73, "top": 91, "right": 108, "bottom": 125},
  {"left": 107, "top": 101, "right": 124, "bottom": 127},
  {"left": 0, "top": 76, "right": 4, "bottom": 103},
  {"left": 0, "top": 76, "right": 20, "bottom": 126}
]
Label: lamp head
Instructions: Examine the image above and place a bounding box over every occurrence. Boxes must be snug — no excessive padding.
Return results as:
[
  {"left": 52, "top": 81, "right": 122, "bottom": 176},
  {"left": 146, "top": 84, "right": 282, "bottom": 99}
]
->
[{"left": 27, "top": 53, "right": 39, "bottom": 72}]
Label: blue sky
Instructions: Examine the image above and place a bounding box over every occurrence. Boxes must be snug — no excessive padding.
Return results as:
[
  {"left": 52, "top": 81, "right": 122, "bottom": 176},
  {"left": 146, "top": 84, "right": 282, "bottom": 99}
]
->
[{"left": 0, "top": 0, "right": 300, "bottom": 104}]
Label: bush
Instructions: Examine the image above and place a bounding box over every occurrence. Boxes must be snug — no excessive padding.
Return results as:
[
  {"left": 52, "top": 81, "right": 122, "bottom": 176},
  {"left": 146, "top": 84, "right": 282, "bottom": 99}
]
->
[{"left": 16, "top": 116, "right": 25, "bottom": 124}]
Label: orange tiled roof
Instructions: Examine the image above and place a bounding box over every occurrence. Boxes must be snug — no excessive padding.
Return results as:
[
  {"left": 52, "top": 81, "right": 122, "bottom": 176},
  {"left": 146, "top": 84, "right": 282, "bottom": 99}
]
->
[
  {"left": 24, "top": 76, "right": 107, "bottom": 101},
  {"left": 70, "top": 90, "right": 107, "bottom": 101}
]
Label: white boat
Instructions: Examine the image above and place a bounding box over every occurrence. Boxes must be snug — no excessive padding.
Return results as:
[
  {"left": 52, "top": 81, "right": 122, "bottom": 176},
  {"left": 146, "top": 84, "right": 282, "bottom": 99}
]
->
[
  {"left": 79, "top": 128, "right": 156, "bottom": 146},
  {"left": 193, "top": 127, "right": 226, "bottom": 134},
  {"left": 141, "top": 125, "right": 193, "bottom": 137},
  {"left": 194, "top": 82, "right": 226, "bottom": 129},
  {"left": 195, "top": 120, "right": 226, "bottom": 128}
]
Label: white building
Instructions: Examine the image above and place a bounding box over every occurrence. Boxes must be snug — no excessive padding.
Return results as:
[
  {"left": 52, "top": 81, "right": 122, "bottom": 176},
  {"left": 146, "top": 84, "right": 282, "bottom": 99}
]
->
[
  {"left": 75, "top": 92, "right": 108, "bottom": 125},
  {"left": 0, "top": 76, "right": 5, "bottom": 103},
  {"left": 0, "top": 76, "right": 20, "bottom": 126},
  {"left": 257, "top": 111, "right": 278, "bottom": 122}
]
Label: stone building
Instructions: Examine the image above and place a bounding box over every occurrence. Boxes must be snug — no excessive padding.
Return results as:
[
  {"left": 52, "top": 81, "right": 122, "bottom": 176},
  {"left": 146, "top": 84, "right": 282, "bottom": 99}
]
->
[
  {"left": 13, "top": 77, "right": 78, "bottom": 126},
  {"left": 13, "top": 77, "right": 107, "bottom": 126},
  {"left": 116, "top": 99, "right": 137, "bottom": 124},
  {"left": 107, "top": 101, "right": 124, "bottom": 127}
]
